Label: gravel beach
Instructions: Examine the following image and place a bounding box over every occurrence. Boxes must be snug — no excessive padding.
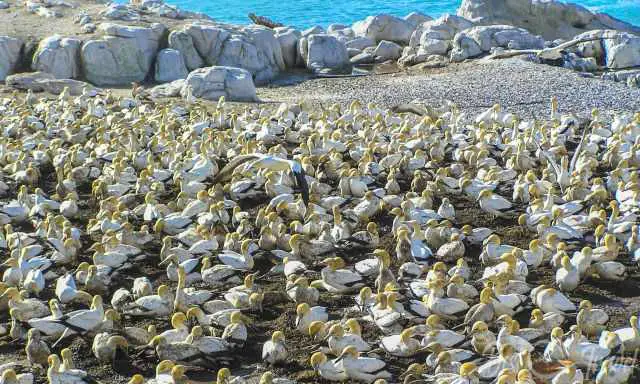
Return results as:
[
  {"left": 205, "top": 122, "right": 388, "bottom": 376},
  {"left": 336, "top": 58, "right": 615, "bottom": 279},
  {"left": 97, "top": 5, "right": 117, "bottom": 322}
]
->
[{"left": 259, "top": 58, "right": 640, "bottom": 118}]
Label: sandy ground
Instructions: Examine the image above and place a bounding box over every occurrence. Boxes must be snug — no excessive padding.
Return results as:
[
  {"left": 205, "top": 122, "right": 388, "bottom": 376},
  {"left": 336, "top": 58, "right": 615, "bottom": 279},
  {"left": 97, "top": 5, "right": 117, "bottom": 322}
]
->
[{"left": 258, "top": 59, "right": 640, "bottom": 119}]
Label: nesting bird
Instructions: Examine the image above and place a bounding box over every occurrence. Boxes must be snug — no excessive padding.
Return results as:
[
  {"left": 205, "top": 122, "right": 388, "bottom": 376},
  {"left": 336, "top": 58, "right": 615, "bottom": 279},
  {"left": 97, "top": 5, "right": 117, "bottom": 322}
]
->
[{"left": 0, "top": 91, "right": 637, "bottom": 384}]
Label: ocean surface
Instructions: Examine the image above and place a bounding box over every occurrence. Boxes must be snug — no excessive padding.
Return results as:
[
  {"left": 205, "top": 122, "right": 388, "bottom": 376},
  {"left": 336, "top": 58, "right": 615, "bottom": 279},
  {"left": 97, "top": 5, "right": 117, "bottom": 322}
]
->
[{"left": 167, "top": 0, "right": 640, "bottom": 29}]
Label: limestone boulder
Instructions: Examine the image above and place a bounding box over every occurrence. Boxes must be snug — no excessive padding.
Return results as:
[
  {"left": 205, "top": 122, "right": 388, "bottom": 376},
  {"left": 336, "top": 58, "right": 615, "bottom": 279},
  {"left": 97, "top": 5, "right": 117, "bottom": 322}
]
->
[
  {"left": 81, "top": 23, "right": 166, "bottom": 85},
  {"left": 350, "top": 51, "right": 375, "bottom": 65},
  {"left": 0, "top": 36, "right": 22, "bottom": 81},
  {"left": 32, "top": 35, "right": 81, "bottom": 79},
  {"left": 457, "top": 0, "right": 640, "bottom": 40},
  {"left": 450, "top": 25, "right": 544, "bottom": 62},
  {"left": 345, "top": 36, "right": 376, "bottom": 51},
  {"left": 168, "top": 30, "right": 205, "bottom": 71},
  {"left": 182, "top": 24, "right": 229, "bottom": 65},
  {"left": 274, "top": 27, "right": 301, "bottom": 69},
  {"left": 602, "top": 31, "right": 640, "bottom": 69},
  {"left": 327, "top": 24, "right": 349, "bottom": 34},
  {"left": 418, "top": 37, "right": 450, "bottom": 56},
  {"left": 180, "top": 66, "right": 257, "bottom": 102},
  {"left": 328, "top": 25, "right": 355, "bottom": 41},
  {"left": 302, "top": 26, "right": 325, "bottom": 37},
  {"left": 137, "top": 0, "right": 211, "bottom": 20},
  {"left": 352, "top": 14, "right": 414, "bottom": 45},
  {"left": 562, "top": 53, "right": 598, "bottom": 72},
  {"left": 404, "top": 12, "right": 433, "bottom": 27},
  {"left": 155, "top": 48, "right": 189, "bottom": 83},
  {"left": 568, "top": 30, "right": 640, "bottom": 69},
  {"left": 217, "top": 26, "right": 285, "bottom": 84},
  {"left": 373, "top": 40, "right": 402, "bottom": 61},
  {"left": 299, "top": 34, "right": 351, "bottom": 74},
  {"left": 177, "top": 24, "right": 285, "bottom": 84},
  {"left": 347, "top": 48, "right": 362, "bottom": 58},
  {"left": 101, "top": 4, "right": 140, "bottom": 21},
  {"left": 5, "top": 72, "right": 98, "bottom": 94},
  {"left": 149, "top": 79, "right": 184, "bottom": 98},
  {"left": 399, "top": 14, "right": 472, "bottom": 66}
]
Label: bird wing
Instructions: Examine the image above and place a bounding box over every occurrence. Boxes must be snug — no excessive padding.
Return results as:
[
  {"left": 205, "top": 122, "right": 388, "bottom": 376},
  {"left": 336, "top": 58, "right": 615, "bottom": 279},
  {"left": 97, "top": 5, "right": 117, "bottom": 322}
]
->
[
  {"left": 212, "top": 154, "right": 262, "bottom": 183},
  {"left": 569, "top": 127, "right": 588, "bottom": 177},
  {"left": 490, "top": 195, "right": 513, "bottom": 211},
  {"left": 535, "top": 141, "right": 562, "bottom": 191}
]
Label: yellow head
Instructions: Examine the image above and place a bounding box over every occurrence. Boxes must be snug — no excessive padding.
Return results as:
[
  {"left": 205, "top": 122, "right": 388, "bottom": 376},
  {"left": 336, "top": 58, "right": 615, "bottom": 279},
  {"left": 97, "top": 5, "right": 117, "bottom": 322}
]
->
[
  {"left": 217, "top": 368, "right": 231, "bottom": 382},
  {"left": 171, "top": 365, "right": 186, "bottom": 381},
  {"left": 156, "top": 360, "right": 175, "bottom": 375},
  {"left": 271, "top": 331, "right": 285, "bottom": 343},
  {"left": 310, "top": 351, "right": 327, "bottom": 369},
  {"left": 400, "top": 327, "right": 414, "bottom": 343},
  {"left": 128, "top": 374, "right": 145, "bottom": 384},
  {"left": 460, "top": 362, "right": 477, "bottom": 377},
  {"left": 308, "top": 321, "right": 325, "bottom": 337},
  {"left": 471, "top": 321, "right": 488, "bottom": 334}
]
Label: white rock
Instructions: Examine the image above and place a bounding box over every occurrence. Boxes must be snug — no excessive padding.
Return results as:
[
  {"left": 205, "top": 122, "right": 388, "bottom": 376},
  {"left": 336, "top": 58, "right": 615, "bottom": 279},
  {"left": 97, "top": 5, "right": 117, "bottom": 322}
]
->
[
  {"left": 77, "top": 14, "right": 92, "bottom": 25},
  {"left": 404, "top": 12, "right": 433, "bottom": 27},
  {"left": 352, "top": 14, "right": 414, "bottom": 44},
  {"left": 149, "top": 79, "right": 185, "bottom": 98},
  {"left": 449, "top": 34, "right": 482, "bottom": 62},
  {"left": 560, "top": 29, "right": 640, "bottom": 70},
  {"left": 345, "top": 36, "right": 376, "bottom": 51},
  {"left": 347, "top": 48, "right": 362, "bottom": 58},
  {"left": 82, "top": 23, "right": 96, "bottom": 33},
  {"left": 182, "top": 24, "right": 229, "bottom": 64},
  {"left": 418, "top": 38, "right": 450, "bottom": 56},
  {"left": 180, "top": 66, "right": 257, "bottom": 102},
  {"left": 350, "top": 51, "right": 375, "bottom": 65},
  {"left": 410, "top": 14, "right": 474, "bottom": 48},
  {"left": 35, "top": 6, "right": 61, "bottom": 18},
  {"left": 217, "top": 26, "right": 285, "bottom": 84},
  {"left": 101, "top": 4, "right": 140, "bottom": 21},
  {"left": 180, "top": 24, "right": 285, "bottom": 84},
  {"left": 457, "top": 0, "right": 640, "bottom": 40},
  {"left": 32, "top": 35, "right": 81, "bottom": 79},
  {"left": 6, "top": 72, "right": 99, "bottom": 94},
  {"left": 373, "top": 40, "right": 402, "bottom": 61},
  {"left": 168, "top": 30, "right": 204, "bottom": 71},
  {"left": 302, "top": 26, "right": 325, "bottom": 37},
  {"left": 329, "top": 26, "right": 355, "bottom": 41},
  {"left": 399, "top": 14, "right": 472, "bottom": 66},
  {"left": 602, "top": 31, "right": 640, "bottom": 69},
  {"left": 274, "top": 27, "right": 301, "bottom": 69},
  {"left": 450, "top": 25, "right": 544, "bottom": 62},
  {"left": 563, "top": 53, "right": 598, "bottom": 72},
  {"left": 327, "top": 24, "right": 349, "bottom": 34},
  {"left": 299, "top": 34, "right": 351, "bottom": 74},
  {"left": 154, "top": 48, "right": 189, "bottom": 83},
  {"left": 0, "top": 36, "right": 22, "bottom": 81},
  {"left": 81, "top": 23, "right": 165, "bottom": 85}
]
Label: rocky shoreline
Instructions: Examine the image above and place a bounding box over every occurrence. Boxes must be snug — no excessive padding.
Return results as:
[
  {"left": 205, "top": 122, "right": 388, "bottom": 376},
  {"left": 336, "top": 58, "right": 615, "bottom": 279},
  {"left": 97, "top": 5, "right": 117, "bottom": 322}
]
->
[{"left": 1, "top": 0, "right": 640, "bottom": 101}]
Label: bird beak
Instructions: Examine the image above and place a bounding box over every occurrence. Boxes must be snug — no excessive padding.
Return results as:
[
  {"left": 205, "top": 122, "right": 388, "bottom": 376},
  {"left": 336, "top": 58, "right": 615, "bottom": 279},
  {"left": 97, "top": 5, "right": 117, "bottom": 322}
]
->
[{"left": 158, "top": 257, "right": 173, "bottom": 267}]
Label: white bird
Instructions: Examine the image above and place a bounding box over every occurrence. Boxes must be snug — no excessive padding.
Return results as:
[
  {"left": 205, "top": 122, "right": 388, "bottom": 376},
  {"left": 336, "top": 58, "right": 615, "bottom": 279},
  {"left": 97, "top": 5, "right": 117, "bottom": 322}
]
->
[
  {"left": 262, "top": 331, "right": 288, "bottom": 365},
  {"left": 214, "top": 154, "right": 310, "bottom": 205},
  {"left": 478, "top": 189, "right": 514, "bottom": 217},
  {"left": 334, "top": 346, "right": 392, "bottom": 383}
]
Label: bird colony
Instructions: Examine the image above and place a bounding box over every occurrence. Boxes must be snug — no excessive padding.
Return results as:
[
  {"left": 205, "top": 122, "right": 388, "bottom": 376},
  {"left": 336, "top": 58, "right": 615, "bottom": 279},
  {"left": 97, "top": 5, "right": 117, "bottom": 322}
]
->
[{"left": 0, "top": 87, "right": 639, "bottom": 384}]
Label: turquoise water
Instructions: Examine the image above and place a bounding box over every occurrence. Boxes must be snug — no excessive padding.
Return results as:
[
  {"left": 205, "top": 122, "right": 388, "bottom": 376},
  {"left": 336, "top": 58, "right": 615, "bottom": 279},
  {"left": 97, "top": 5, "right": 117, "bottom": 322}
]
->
[{"left": 168, "top": 0, "right": 640, "bottom": 29}]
